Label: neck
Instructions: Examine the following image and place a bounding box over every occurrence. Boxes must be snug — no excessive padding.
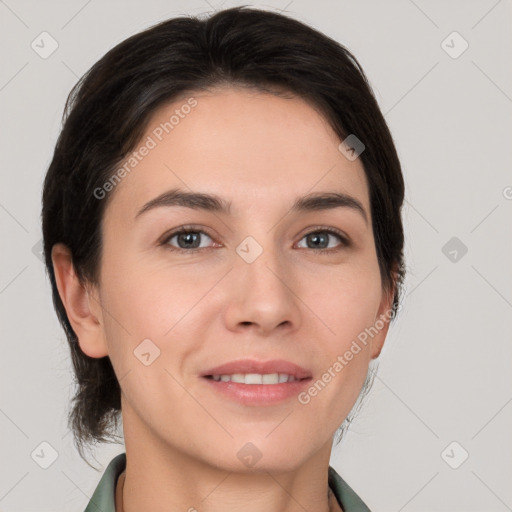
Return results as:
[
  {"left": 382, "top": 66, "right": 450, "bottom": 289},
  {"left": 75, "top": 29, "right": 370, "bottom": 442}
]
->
[
  {"left": 116, "top": 400, "right": 341, "bottom": 512},
  {"left": 117, "top": 469, "right": 343, "bottom": 512},
  {"left": 118, "top": 423, "right": 339, "bottom": 512}
]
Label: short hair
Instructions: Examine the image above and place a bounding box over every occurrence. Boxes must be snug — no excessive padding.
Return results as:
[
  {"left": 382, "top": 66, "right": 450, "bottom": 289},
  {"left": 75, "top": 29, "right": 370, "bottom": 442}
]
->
[{"left": 41, "top": 5, "right": 406, "bottom": 461}]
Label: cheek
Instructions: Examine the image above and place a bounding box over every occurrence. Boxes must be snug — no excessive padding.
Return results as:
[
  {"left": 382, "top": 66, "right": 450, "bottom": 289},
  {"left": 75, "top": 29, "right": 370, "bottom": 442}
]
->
[
  {"left": 98, "top": 255, "right": 223, "bottom": 384},
  {"left": 100, "top": 253, "right": 204, "bottom": 335},
  {"left": 304, "top": 262, "right": 383, "bottom": 345},
  {"left": 100, "top": 245, "right": 383, "bottom": 361},
  {"left": 289, "top": 263, "right": 382, "bottom": 413}
]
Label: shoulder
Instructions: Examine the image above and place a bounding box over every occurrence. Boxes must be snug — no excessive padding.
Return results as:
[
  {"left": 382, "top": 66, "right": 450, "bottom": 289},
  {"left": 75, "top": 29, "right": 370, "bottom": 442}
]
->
[
  {"left": 328, "top": 465, "right": 372, "bottom": 512},
  {"left": 83, "top": 452, "right": 126, "bottom": 512}
]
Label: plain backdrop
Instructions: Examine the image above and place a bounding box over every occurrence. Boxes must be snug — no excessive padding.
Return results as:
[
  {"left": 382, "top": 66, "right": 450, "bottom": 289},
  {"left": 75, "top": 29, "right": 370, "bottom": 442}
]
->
[{"left": 1, "top": 1, "right": 511, "bottom": 511}]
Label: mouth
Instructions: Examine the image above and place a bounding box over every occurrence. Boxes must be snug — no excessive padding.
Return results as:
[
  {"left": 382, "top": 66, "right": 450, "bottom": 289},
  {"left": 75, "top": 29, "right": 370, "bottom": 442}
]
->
[
  {"left": 200, "top": 359, "right": 313, "bottom": 405},
  {"left": 200, "top": 358, "right": 312, "bottom": 380},
  {"left": 203, "top": 373, "right": 309, "bottom": 384},
  {"left": 201, "top": 374, "right": 312, "bottom": 406}
]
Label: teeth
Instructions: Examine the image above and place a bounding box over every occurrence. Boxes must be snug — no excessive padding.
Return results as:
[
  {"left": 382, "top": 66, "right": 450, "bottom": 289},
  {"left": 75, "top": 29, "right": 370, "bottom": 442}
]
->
[{"left": 211, "top": 373, "right": 297, "bottom": 384}]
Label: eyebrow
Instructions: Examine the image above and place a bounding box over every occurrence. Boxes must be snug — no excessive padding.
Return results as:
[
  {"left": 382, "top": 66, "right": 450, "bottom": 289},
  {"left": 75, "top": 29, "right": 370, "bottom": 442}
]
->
[{"left": 135, "top": 188, "right": 368, "bottom": 225}]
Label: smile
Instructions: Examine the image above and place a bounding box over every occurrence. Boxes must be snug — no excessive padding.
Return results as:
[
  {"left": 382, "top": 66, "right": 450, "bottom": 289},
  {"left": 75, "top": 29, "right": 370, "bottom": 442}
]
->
[{"left": 205, "top": 373, "right": 302, "bottom": 384}]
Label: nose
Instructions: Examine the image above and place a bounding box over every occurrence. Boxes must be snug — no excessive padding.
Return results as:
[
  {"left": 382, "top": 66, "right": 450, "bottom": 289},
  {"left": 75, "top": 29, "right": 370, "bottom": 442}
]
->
[{"left": 222, "top": 242, "right": 303, "bottom": 337}]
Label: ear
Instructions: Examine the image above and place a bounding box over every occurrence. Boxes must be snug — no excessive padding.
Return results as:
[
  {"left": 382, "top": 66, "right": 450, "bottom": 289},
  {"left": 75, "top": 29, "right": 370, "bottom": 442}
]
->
[
  {"left": 51, "top": 243, "right": 108, "bottom": 358},
  {"left": 369, "top": 277, "right": 397, "bottom": 360}
]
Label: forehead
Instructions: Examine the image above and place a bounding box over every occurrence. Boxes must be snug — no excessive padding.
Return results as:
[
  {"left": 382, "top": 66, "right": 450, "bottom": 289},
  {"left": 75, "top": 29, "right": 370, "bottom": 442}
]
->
[{"left": 104, "top": 86, "right": 370, "bottom": 221}]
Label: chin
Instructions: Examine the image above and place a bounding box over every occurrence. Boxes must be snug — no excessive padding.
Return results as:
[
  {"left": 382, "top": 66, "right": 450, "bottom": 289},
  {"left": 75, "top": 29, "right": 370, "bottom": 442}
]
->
[{"left": 209, "top": 434, "right": 318, "bottom": 474}]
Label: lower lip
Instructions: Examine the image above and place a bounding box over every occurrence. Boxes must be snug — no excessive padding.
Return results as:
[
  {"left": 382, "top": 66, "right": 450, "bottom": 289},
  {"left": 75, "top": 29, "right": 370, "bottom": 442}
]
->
[{"left": 201, "top": 377, "right": 312, "bottom": 405}]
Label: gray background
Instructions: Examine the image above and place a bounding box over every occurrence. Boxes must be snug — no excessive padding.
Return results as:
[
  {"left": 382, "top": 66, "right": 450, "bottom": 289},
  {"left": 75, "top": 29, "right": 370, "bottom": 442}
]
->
[{"left": 1, "top": 0, "right": 511, "bottom": 511}]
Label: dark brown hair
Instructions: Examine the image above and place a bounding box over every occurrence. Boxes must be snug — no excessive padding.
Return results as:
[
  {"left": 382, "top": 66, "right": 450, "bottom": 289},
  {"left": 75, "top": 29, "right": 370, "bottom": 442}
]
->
[{"left": 41, "top": 5, "right": 406, "bottom": 462}]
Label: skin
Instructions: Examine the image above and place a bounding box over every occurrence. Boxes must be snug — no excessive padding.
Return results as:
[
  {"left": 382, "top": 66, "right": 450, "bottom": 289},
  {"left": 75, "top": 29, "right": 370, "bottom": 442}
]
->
[{"left": 52, "top": 85, "right": 394, "bottom": 512}]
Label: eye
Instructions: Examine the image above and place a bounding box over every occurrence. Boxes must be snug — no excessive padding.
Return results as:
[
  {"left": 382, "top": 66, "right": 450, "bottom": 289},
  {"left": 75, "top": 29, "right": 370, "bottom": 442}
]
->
[
  {"left": 161, "top": 227, "right": 217, "bottom": 251},
  {"left": 296, "top": 228, "right": 349, "bottom": 252},
  {"left": 160, "top": 226, "right": 350, "bottom": 253}
]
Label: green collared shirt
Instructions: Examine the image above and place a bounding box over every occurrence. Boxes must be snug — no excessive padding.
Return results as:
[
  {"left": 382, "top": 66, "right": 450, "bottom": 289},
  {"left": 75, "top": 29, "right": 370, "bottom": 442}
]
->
[{"left": 84, "top": 453, "right": 371, "bottom": 512}]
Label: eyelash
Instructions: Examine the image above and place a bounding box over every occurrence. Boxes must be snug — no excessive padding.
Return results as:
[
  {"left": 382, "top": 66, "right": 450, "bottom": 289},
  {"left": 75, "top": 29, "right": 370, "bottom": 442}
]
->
[{"left": 159, "top": 225, "right": 350, "bottom": 254}]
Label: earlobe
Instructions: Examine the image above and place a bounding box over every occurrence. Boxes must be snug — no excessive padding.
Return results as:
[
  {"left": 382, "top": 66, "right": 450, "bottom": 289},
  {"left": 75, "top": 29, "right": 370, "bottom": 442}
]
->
[{"left": 51, "top": 243, "right": 108, "bottom": 358}]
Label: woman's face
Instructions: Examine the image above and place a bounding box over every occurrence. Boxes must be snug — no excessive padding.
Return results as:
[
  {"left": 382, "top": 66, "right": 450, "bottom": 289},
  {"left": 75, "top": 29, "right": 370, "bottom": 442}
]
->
[{"left": 86, "top": 86, "right": 393, "bottom": 471}]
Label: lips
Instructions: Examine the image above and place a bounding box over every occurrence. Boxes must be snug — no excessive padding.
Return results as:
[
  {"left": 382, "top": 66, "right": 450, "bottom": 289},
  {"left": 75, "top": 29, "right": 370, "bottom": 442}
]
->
[{"left": 200, "top": 358, "right": 312, "bottom": 380}]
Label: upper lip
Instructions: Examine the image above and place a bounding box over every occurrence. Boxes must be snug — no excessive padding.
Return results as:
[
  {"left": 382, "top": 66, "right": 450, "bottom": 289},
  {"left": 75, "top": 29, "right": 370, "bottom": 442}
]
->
[{"left": 201, "top": 359, "right": 312, "bottom": 380}]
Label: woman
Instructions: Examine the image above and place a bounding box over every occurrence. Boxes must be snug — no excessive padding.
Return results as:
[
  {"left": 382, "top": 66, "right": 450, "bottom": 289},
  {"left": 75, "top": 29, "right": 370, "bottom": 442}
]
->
[{"left": 41, "top": 6, "right": 405, "bottom": 512}]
